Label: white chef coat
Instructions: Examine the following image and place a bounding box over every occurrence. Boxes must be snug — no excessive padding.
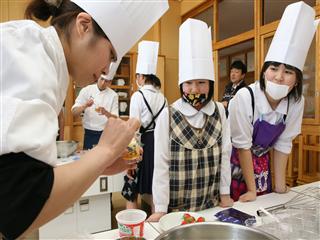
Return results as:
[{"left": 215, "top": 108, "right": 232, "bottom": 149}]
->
[
  {"left": 152, "top": 99, "right": 232, "bottom": 213},
  {"left": 72, "top": 85, "right": 119, "bottom": 131},
  {"left": 0, "top": 20, "right": 69, "bottom": 166},
  {"left": 228, "top": 82, "right": 304, "bottom": 154},
  {"left": 129, "top": 85, "right": 166, "bottom": 128}
]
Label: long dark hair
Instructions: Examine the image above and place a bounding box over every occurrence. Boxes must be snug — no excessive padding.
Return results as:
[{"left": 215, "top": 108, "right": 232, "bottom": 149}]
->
[
  {"left": 25, "top": 0, "right": 107, "bottom": 43},
  {"left": 180, "top": 80, "right": 214, "bottom": 107},
  {"left": 259, "top": 61, "right": 303, "bottom": 102}
]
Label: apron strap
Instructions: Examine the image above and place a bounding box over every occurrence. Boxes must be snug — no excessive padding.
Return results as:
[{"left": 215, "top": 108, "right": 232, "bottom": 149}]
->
[
  {"left": 246, "top": 86, "right": 255, "bottom": 124},
  {"left": 283, "top": 97, "right": 289, "bottom": 122},
  {"left": 138, "top": 90, "right": 166, "bottom": 133}
]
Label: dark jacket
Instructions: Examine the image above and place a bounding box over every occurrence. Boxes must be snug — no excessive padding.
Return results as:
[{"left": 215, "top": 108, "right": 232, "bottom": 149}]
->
[
  {"left": 221, "top": 80, "right": 246, "bottom": 117},
  {"left": 222, "top": 80, "right": 246, "bottom": 103}
]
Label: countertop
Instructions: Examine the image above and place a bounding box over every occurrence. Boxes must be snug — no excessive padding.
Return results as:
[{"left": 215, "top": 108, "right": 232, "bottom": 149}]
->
[{"left": 92, "top": 181, "right": 320, "bottom": 239}]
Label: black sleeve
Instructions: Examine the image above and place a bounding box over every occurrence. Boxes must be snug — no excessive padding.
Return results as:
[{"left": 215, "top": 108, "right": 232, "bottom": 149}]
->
[{"left": 0, "top": 153, "right": 54, "bottom": 239}]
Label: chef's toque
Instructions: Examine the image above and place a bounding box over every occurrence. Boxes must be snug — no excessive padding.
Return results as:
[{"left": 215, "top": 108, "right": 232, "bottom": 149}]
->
[
  {"left": 179, "top": 18, "right": 214, "bottom": 85},
  {"left": 136, "top": 41, "right": 159, "bottom": 75},
  {"left": 105, "top": 58, "right": 121, "bottom": 80},
  {"left": 71, "top": 0, "right": 169, "bottom": 61},
  {"left": 265, "top": 1, "right": 319, "bottom": 71}
]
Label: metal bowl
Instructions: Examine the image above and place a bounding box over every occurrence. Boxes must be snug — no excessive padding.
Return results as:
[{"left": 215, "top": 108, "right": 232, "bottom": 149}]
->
[
  {"left": 56, "top": 140, "right": 78, "bottom": 158},
  {"left": 155, "top": 222, "right": 278, "bottom": 240}
]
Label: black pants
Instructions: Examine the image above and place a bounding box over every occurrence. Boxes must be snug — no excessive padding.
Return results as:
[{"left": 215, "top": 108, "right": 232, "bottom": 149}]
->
[{"left": 83, "top": 129, "right": 103, "bottom": 150}]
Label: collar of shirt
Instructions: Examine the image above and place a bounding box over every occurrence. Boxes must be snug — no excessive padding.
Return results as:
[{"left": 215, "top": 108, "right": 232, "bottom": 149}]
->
[
  {"left": 254, "top": 82, "right": 288, "bottom": 115},
  {"left": 140, "top": 84, "right": 158, "bottom": 93},
  {"left": 95, "top": 84, "right": 110, "bottom": 94},
  {"left": 232, "top": 79, "right": 244, "bottom": 89},
  {"left": 173, "top": 98, "right": 215, "bottom": 117}
]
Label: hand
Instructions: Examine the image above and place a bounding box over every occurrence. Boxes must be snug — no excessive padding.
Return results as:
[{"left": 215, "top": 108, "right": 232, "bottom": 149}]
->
[
  {"left": 147, "top": 212, "right": 166, "bottom": 222},
  {"left": 102, "top": 156, "right": 137, "bottom": 175},
  {"left": 274, "top": 185, "right": 290, "bottom": 194},
  {"left": 126, "top": 168, "right": 136, "bottom": 180},
  {"left": 97, "top": 118, "right": 140, "bottom": 166},
  {"left": 219, "top": 194, "right": 234, "bottom": 208},
  {"left": 221, "top": 101, "right": 228, "bottom": 108},
  {"left": 239, "top": 190, "right": 256, "bottom": 202},
  {"left": 85, "top": 98, "right": 94, "bottom": 108}
]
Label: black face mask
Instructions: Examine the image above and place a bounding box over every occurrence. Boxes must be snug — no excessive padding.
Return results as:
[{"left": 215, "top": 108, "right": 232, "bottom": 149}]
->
[{"left": 182, "top": 92, "right": 207, "bottom": 108}]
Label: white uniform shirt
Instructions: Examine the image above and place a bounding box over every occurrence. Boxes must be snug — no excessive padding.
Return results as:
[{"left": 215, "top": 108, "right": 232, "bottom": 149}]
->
[
  {"left": 129, "top": 85, "right": 166, "bottom": 128},
  {"left": 153, "top": 99, "right": 232, "bottom": 213},
  {"left": 72, "top": 85, "right": 119, "bottom": 131},
  {"left": 0, "top": 20, "right": 69, "bottom": 166},
  {"left": 228, "top": 82, "right": 304, "bottom": 154}
]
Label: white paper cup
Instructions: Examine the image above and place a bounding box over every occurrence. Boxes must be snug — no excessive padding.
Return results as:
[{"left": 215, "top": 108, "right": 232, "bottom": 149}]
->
[{"left": 116, "top": 209, "right": 147, "bottom": 237}]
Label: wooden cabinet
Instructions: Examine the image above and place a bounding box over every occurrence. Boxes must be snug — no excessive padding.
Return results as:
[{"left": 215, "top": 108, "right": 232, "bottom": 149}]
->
[{"left": 111, "top": 54, "right": 134, "bottom": 118}]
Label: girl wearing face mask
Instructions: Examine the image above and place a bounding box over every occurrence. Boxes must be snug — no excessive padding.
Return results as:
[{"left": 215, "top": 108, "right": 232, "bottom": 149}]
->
[
  {"left": 228, "top": 61, "right": 303, "bottom": 203},
  {"left": 148, "top": 19, "right": 233, "bottom": 222},
  {"left": 227, "top": 1, "right": 317, "bottom": 203}
]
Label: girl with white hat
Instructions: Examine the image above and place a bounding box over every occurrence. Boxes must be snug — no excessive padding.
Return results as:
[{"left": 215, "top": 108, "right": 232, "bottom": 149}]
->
[
  {"left": 148, "top": 19, "right": 233, "bottom": 222},
  {"left": 122, "top": 41, "right": 167, "bottom": 212},
  {"left": 228, "top": 1, "right": 319, "bottom": 202},
  {"left": 0, "top": 0, "right": 168, "bottom": 238}
]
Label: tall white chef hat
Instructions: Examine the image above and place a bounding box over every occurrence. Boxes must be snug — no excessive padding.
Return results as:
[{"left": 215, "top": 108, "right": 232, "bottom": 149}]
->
[
  {"left": 71, "top": 0, "right": 169, "bottom": 61},
  {"left": 179, "top": 18, "right": 214, "bottom": 85},
  {"left": 136, "top": 41, "right": 159, "bottom": 75},
  {"left": 103, "top": 58, "right": 122, "bottom": 81},
  {"left": 265, "top": 1, "right": 319, "bottom": 71}
]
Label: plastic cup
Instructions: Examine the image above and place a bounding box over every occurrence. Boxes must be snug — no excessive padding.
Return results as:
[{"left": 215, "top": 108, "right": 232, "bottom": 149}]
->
[
  {"left": 122, "top": 133, "right": 141, "bottom": 161},
  {"left": 115, "top": 209, "right": 147, "bottom": 237}
]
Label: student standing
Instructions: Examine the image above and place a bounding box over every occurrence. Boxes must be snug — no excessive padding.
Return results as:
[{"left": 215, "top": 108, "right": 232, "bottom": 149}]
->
[
  {"left": 148, "top": 19, "right": 233, "bottom": 222},
  {"left": 122, "top": 41, "right": 167, "bottom": 212},
  {"left": 228, "top": 2, "right": 319, "bottom": 202},
  {"left": 221, "top": 60, "right": 247, "bottom": 116}
]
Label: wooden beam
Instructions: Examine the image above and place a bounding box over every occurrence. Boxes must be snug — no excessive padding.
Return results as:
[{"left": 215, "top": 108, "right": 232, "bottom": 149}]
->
[
  {"left": 181, "top": 0, "right": 213, "bottom": 22},
  {"left": 213, "top": 30, "right": 254, "bottom": 50}
]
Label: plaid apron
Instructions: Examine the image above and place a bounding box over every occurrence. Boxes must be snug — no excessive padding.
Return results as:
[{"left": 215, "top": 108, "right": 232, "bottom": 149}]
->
[{"left": 168, "top": 104, "right": 222, "bottom": 212}]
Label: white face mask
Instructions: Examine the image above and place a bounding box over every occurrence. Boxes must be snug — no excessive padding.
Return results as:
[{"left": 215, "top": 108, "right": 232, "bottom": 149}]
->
[{"left": 265, "top": 79, "right": 289, "bottom": 100}]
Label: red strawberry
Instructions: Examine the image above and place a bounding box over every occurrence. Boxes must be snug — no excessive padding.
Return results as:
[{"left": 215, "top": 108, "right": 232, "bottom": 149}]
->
[
  {"left": 183, "top": 213, "right": 191, "bottom": 220},
  {"left": 196, "top": 217, "right": 205, "bottom": 222},
  {"left": 181, "top": 220, "right": 187, "bottom": 225}
]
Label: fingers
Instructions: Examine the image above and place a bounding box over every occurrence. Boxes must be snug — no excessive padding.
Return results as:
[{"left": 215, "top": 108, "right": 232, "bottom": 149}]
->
[{"left": 127, "top": 117, "right": 141, "bottom": 131}]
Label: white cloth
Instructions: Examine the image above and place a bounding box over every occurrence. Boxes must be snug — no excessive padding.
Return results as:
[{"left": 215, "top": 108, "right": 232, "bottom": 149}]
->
[
  {"left": 0, "top": 20, "right": 69, "bottom": 166},
  {"left": 152, "top": 99, "right": 232, "bottom": 213},
  {"left": 228, "top": 82, "right": 304, "bottom": 154},
  {"left": 72, "top": 85, "right": 118, "bottom": 131},
  {"left": 129, "top": 85, "right": 166, "bottom": 129},
  {"left": 179, "top": 19, "right": 214, "bottom": 84},
  {"left": 71, "top": 0, "right": 169, "bottom": 60},
  {"left": 136, "top": 41, "right": 159, "bottom": 75}
]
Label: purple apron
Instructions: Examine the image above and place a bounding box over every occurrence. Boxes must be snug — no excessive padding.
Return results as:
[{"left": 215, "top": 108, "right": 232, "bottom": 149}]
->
[{"left": 230, "top": 117, "right": 286, "bottom": 201}]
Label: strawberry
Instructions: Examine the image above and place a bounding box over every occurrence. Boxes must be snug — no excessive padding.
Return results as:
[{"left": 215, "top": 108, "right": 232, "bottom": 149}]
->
[
  {"left": 181, "top": 220, "right": 187, "bottom": 225},
  {"left": 196, "top": 217, "right": 205, "bottom": 222}
]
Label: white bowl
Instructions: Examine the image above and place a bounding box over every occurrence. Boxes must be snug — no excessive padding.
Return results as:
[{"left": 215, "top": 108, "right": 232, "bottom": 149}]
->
[{"left": 56, "top": 140, "right": 78, "bottom": 158}]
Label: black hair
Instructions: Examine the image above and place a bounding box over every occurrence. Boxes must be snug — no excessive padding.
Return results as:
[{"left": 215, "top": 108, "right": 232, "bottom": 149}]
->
[
  {"left": 25, "top": 0, "right": 107, "bottom": 42},
  {"left": 179, "top": 80, "right": 214, "bottom": 107},
  {"left": 138, "top": 74, "right": 162, "bottom": 89},
  {"left": 259, "top": 61, "right": 303, "bottom": 102},
  {"left": 230, "top": 60, "right": 247, "bottom": 74}
]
